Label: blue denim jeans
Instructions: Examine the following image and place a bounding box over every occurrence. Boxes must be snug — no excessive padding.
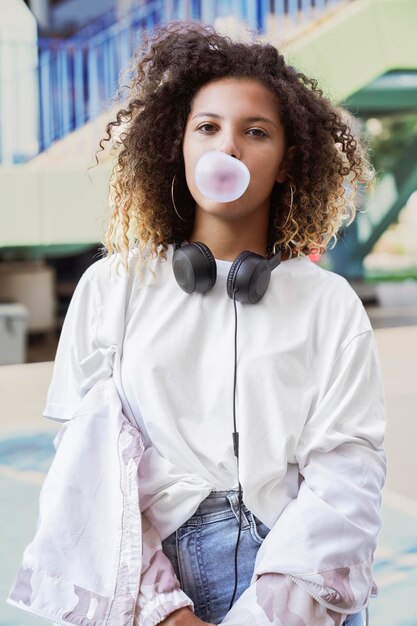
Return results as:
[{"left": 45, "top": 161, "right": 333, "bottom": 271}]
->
[{"left": 161, "top": 489, "right": 365, "bottom": 625}]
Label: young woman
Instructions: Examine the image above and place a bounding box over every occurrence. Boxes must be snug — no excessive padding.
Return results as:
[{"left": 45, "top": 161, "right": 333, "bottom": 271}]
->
[{"left": 8, "top": 19, "right": 386, "bottom": 626}]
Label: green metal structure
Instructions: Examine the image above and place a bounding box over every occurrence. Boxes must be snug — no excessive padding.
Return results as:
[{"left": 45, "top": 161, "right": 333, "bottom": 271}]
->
[{"left": 284, "top": 0, "right": 417, "bottom": 277}]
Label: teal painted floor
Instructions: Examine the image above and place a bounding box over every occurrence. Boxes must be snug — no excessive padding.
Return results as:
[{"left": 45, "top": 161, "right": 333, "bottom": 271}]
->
[{"left": 1, "top": 431, "right": 415, "bottom": 626}]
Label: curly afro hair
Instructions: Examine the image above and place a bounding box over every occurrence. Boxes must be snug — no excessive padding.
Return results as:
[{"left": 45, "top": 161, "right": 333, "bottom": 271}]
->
[{"left": 99, "top": 20, "right": 374, "bottom": 273}]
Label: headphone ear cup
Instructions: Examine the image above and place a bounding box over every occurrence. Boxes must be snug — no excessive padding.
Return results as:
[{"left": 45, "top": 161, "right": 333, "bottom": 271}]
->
[
  {"left": 172, "top": 242, "right": 217, "bottom": 294},
  {"left": 227, "top": 251, "right": 272, "bottom": 304},
  {"left": 227, "top": 251, "right": 252, "bottom": 301}
]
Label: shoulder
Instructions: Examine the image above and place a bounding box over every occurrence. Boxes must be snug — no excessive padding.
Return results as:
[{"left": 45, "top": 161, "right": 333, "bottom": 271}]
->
[
  {"left": 80, "top": 250, "right": 139, "bottom": 282},
  {"left": 302, "top": 258, "right": 361, "bottom": 300},
  {"left": 76, "top": 248, "right": 149, "bottom": 297},
  {"left": 282, "top": 255, "right": 361, "bottom": 301},
  {"left": 75, "top": 246, "right": 171, "bottom": 311},
  {"left": 310, "top": 262, "right": 371, "bottom": 331},
  {"left": 279, "top": 256, "right": 373, "bottom": 349}
]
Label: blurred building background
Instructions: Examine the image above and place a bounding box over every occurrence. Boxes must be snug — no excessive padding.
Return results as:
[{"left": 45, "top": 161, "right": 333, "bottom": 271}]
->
[{"left": 0, "top": 0, "right": 417, "bottom": 364}]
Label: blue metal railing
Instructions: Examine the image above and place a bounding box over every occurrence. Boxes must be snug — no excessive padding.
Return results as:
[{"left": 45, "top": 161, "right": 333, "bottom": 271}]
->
[
  {"left": 37, "top": 0, "right": 163, "bottom": 151},
  {"left": 4, "top": 0, "right": 353, "bottom": 163}
]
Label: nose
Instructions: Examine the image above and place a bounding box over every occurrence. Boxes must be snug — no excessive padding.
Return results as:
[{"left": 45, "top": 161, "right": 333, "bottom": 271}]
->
[{"left": 217, "top": 130, "right": 241, "bottom": 160}]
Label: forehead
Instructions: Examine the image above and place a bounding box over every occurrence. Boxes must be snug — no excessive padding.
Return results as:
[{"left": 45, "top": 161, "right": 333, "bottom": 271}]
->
[{"left": 190, "top": 77, "right": 281, "bottom": 118}]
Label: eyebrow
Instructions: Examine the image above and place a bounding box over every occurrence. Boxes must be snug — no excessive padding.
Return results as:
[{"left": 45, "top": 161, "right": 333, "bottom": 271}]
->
[{"left": 191, "top": 112, "right": 277, "bottom": 128}]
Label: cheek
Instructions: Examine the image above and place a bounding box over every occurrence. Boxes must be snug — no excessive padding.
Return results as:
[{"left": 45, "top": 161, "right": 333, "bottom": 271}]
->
[
  {"left": 250, "top": 144, "right": 283, "bottom": 172},
  {"left": 182, "top": 136, "right": 196, "bottom": 179},
  {"left": 249, "top": 159, "right": 281, "bottom": 190},
  {"left": 182, "top": 142, "right": 205, "bottom": 197},
  {"left": 181, "top": 153, "right": 201, "bottom": 202},
  {"left": 183, "top": 156, "right": 197, "bottom": 194}
]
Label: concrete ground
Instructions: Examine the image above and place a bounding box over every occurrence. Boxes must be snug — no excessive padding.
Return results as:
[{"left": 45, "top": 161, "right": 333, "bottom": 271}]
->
[{"left": 373, "top": 327, "right": 417, "bottom": 504}]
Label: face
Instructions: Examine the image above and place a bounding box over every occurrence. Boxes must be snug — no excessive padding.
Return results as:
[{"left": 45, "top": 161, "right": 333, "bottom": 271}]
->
[{"left": 182, "top": 77, "right": 288, "bottom": 223}]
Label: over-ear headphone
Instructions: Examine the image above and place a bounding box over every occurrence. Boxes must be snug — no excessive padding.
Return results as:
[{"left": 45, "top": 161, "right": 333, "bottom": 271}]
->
[{"left": 172, "top": 241, "right": 281, "bottom": 304}]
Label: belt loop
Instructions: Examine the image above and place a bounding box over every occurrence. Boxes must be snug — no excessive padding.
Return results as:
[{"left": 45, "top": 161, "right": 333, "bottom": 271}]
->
[{"left": 226, "top": 491, "right": 249, "bottom": 527}]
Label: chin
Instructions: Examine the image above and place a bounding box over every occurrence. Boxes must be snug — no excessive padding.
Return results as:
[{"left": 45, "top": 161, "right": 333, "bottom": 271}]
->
[
  {"left": 196, "top": 195, "right": 245, "bottom": 212},
  {"left": 199, "top": 204, "right": 245, "bottom": 220}
]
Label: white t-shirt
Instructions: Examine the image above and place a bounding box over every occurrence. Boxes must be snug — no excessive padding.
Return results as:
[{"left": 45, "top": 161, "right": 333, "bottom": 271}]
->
[{"left": 42, "top": 243, "right": 383, "bottom": 538}]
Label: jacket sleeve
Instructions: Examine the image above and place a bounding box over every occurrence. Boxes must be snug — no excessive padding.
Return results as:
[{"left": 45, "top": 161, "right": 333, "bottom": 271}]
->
[
  {"left": 42, "top": 260, "right": 193, "bottom": 625},
  {"left": 220, "top": 329, "right": 386, "bottom": 625},
  {"left": 42, "top": 260, "right": 117, "bottom": 422},
  {"left": 136, "top": 513, "right": 194, "bottom": 626},
  {"left": 221, "top": 574, "right": 349, "bottom": 626}
]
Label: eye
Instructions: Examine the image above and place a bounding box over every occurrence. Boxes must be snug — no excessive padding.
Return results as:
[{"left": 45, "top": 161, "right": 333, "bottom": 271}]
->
[
  {"left": 247, "top": 128, "right": 268, "bottom": 138},
  {"left": 197, "top": 123, "right": 216, "bottom": 133}
]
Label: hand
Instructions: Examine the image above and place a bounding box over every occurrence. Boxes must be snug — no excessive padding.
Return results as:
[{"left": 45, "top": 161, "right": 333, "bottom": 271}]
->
[{"left": 159, "top": 606, "right": 216, "bottom": 626}]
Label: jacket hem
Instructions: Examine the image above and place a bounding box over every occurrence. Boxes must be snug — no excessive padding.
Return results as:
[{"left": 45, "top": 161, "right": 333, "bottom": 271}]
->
[
  {"left": 6, "top": 596, "right": 79, "bottom": 626},
  {"left": 137, "top": 594, "right": 195, "bottom": 626},
  {"left": 286, "top": 575, "right": 370, "bottom": 615}
]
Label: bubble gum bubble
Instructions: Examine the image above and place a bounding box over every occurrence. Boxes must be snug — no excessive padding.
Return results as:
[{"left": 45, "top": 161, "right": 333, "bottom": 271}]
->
[{"left": 194, "top": 150, "right": 250, "bottom": 202}]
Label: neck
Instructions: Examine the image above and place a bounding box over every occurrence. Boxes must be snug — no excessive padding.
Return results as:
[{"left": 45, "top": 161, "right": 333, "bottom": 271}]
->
[
  {"left": 189, "top": 208, "right": 276, "bottom": 261},
  {"left": 188, "top": 213, "right": 291, "bottom": 261}
]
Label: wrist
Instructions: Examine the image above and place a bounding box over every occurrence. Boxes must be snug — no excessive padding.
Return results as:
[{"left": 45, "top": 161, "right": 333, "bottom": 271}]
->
[{"left": 168, "top": 606, "right": 194, "bottom": 626}]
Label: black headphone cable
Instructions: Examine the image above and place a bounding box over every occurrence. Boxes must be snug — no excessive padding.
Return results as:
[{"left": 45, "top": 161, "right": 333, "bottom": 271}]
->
[{"left": 228, "top": 289, "right": 243, "bottom": 611}]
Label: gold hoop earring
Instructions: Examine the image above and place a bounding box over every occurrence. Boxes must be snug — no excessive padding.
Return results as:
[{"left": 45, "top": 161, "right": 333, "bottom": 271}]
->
[
  {"left": 282, "top": 183, "right": 296, "bottom": 228},
  {"left": 171, "top": 174, "right": 187, "bottom": 222}
]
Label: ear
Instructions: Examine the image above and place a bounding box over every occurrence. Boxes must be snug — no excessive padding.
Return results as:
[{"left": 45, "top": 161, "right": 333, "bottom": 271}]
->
[{"left": 275, "top": 145, "right": 297, "bottom": 184}]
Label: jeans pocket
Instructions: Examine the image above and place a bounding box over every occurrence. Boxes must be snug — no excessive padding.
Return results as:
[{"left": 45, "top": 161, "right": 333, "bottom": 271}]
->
[
  {"left": 246, "top": 510, "right": 270, "bottom": 545},
  {"left": 161, "top": 531, "right": 182, "bottom": 584}
]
